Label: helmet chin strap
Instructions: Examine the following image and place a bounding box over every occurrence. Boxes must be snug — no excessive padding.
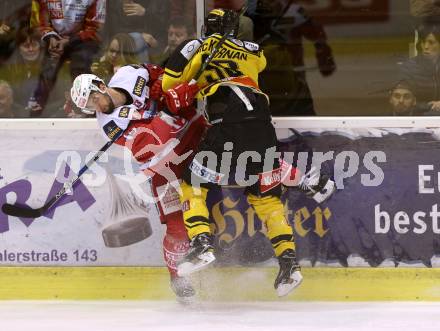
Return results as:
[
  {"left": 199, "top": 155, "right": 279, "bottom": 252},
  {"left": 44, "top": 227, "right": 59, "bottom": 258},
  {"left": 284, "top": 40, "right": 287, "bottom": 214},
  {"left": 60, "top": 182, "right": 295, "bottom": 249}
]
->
[{"left": 103, "top": 90, "right": 117, "bottom": 114}]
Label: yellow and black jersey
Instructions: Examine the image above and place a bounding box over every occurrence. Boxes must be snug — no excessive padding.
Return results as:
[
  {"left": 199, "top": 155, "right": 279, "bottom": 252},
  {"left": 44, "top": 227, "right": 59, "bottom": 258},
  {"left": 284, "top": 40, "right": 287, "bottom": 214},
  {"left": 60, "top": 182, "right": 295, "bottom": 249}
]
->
[{"left": 162, "top": 33, "right": 267, "bottom": 99}]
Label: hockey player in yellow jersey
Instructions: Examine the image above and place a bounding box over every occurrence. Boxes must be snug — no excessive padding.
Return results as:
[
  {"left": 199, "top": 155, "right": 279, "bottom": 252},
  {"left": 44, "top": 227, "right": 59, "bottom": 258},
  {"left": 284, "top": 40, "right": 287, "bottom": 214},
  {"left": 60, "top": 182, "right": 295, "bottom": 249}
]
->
[
  {"left": 163, "top": 10, "right": 266, "bottom": 102},
  {"left": 162, "top": 8, "right": 303, "bottom": 297}
]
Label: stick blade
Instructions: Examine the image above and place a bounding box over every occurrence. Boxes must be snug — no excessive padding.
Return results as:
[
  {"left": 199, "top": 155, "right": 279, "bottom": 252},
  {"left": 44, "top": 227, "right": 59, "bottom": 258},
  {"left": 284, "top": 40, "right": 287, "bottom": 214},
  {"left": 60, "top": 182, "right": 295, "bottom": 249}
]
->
[{"left": 1, "top": 203, "right": 43, "bottom": 218}]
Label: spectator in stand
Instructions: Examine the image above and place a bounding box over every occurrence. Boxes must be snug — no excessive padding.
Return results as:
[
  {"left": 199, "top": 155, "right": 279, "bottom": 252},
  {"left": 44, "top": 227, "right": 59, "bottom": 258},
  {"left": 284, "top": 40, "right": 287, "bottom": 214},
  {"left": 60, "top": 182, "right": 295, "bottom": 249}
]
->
[
  {"left": 0, "top": 80, "right": 25, "bottom": 118},
  {"left": 151, "top": 17, "right": 194, "bottom": 67},
  {"left": 105, "top": 0, "right": 169, "bottom": 62},
  {"left": 398, "top": 24, "right": 440, "bottom": 113},
  {"left": 388, "top": 80, "right": 440, "bottom": 116},
  {"left": 1, "top": 26, "right": 43, "bottom": 111},
  {"left": 410, "top": 1, "right": 440, "bottom": 56},
  {"left": 250, "top": 0, "right": 336, "bottom": 116},
  {"left": 0, "top": 0, "right": 32, "bottom": 65},
  {"left": 27, "top": 0, "right": 106, "bottom": 117},
  {"left": 388, "top": 81, "right": 418, "bottom": 116},
  {"left": 91, "top": 33, "right": 139, "bottom": 83}
]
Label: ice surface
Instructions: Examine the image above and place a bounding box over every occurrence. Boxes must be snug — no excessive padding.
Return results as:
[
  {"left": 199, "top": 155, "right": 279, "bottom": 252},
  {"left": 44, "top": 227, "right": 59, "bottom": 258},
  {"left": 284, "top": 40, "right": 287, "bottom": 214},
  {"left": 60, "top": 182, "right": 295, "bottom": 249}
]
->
[{"left": 0, "top": 301, "right": 439, "bottom": 331}]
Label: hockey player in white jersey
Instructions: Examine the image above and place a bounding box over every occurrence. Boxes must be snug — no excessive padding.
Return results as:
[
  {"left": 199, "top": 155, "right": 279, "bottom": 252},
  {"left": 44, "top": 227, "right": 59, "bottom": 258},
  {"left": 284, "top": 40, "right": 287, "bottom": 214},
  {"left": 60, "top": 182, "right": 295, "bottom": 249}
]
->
[{"left": 71, "top": 64, "right": 208, "bottom": 303}]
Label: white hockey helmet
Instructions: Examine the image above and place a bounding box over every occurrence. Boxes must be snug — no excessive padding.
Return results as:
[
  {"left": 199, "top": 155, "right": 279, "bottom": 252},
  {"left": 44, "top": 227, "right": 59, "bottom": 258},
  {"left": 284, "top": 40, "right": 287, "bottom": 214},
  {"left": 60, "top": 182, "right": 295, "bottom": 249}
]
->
[{"left": 71, "top": 74, "right": 106, "bottom": 115}]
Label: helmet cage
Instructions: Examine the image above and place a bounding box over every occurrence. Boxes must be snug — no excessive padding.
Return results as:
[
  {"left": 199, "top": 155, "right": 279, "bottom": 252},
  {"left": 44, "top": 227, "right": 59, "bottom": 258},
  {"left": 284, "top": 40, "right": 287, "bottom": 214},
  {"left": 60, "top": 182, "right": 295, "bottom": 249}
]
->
[
  {"left": 205, "top": 9, "right": 239, "bottom": 38},
  {"left": 71, "top": 74, "right": 106, "bottom": 115}
]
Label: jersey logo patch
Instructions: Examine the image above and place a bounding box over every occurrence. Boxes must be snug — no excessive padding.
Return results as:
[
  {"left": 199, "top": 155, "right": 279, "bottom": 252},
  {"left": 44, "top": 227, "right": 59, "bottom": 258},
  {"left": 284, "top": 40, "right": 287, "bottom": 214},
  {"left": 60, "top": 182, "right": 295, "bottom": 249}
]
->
[
  {"left": 244, "top": 41, "right": 259, "bottom": 52},
  {"left": 118, "top": 107, "right": 130, "bottom": 118},
  {"left": 189, "top": 159, "right": 224, "bottom": 184},
  {"left": 231, "top": 39, "right": 244, "bottom": 47},
  {"left": 259, "top": 168, "right": 282, "bottom": 194},
  {"left": 133, "top": 76, "right": 146, "bottom": 97},
  {"left": 180, "top": 39, "right": 202, "bottom": 60},
  {"left": 103, "top": 120, "right": 123, "bottom": 140},
  {"left": 156, "top": 183, "right": 181, "bottom": 216}
]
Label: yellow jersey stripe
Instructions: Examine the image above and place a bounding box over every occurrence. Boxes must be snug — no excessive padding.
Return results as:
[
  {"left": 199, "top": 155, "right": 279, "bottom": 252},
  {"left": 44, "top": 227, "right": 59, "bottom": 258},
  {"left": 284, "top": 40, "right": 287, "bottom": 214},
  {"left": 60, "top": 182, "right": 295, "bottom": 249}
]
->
[{"left": 164, "top": 68, "right": 182, "bottom": 79}]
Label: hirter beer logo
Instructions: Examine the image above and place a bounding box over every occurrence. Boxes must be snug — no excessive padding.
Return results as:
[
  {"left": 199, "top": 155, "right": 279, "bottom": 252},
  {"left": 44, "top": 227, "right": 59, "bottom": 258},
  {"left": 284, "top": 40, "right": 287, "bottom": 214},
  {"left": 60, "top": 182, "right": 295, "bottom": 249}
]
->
[{"left": 133, "top": 76, "right": 146, "bottom": 97}]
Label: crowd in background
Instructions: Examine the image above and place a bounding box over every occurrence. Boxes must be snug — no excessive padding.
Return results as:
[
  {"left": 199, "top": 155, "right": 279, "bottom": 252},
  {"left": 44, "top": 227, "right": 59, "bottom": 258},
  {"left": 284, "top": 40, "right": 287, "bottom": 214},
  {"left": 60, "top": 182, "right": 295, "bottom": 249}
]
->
[
  {"left": 0, "top": 0, "right": 197, "bottom": 118},
  {"left": 1, "top": 0, "right": 440, "bottom": 118},
  {"left": 387, "top": 0, "right": 440, "bottom": 116}
]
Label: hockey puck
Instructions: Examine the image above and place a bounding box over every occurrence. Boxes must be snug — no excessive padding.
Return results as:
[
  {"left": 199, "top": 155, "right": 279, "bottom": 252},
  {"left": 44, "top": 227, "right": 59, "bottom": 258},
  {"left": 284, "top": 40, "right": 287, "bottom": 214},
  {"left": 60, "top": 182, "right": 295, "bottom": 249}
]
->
[{"left": 102, "top": 217, "right": 153, "bottom": 248}]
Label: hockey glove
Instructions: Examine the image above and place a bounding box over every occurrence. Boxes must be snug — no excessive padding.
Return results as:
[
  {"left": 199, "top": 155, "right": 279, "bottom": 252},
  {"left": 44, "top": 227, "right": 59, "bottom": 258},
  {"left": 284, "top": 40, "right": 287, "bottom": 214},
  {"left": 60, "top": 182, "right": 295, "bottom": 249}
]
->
[
  {"left": 149, "top": 75, "right": 164, "bottom": 101},
  {"left": 164, "top": 82, "right": 199, "bottom": 115},
  {"left": 142, "top": 63, "right": 164, "bottom": 81},
  {"left": 315, "top": 42, "right": 336, "bottom": 77},
  {"left": 142, "top": 63, "right": 165, "bottom": 101},
  {"left": 297, "top": 167, "right": 336, "bottom": 204}
]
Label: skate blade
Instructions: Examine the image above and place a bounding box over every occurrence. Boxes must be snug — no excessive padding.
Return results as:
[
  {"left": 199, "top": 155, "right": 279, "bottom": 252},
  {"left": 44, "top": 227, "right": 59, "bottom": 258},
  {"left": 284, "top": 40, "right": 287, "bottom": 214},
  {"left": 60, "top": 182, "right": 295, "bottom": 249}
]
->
[
  {"left": 313, "top": 179, "right": 336, "bottom": 204},
  {"left": 276, "top": 271, "right": 303, "bottom": 297},
  {"left": 177, "top": 252, "right": 216, "bottom": 277}
]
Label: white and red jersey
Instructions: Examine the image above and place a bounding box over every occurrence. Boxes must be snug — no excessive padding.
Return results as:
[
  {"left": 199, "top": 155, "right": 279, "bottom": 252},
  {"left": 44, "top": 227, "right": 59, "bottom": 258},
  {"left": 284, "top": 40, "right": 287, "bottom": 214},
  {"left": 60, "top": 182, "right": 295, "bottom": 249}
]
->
[
  {"left": 96, "top": 65, "right": 158, "bottom": 142},
  {"left": 95, "top": 64, "right": 208, "bottom": 223},
  {"left": 33, "top": 0, "right": 106, "bottom": 41},
  {"left": 95, "top": 64, "right": 207, "bottom": 278}
]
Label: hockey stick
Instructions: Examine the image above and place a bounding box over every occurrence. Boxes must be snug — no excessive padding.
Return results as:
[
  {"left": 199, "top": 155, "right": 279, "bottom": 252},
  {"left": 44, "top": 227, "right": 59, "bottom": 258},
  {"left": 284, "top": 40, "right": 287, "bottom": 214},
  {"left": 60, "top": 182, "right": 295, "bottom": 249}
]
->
[
  {"left": 1, "top": 131, "right": 124, "bottom": 218},
  {"left": 190, "top": 32, "right": 229, "bottom": 84}
]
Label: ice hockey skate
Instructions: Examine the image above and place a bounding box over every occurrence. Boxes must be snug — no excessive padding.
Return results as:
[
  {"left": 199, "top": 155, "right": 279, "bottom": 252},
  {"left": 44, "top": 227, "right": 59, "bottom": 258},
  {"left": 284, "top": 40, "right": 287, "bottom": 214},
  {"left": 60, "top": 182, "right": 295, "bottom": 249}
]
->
[
  {"left": 177, "top": 233, "right": 216, "bottom": 277},
  {"left": 274, "top": 249, "right": 303, "bottom": 297},
  {"left": 170, "top": 276, "right": 196, "bottom": 304},
  {"left": 298, "top": 167, "right": 336, "bottom": 204}
]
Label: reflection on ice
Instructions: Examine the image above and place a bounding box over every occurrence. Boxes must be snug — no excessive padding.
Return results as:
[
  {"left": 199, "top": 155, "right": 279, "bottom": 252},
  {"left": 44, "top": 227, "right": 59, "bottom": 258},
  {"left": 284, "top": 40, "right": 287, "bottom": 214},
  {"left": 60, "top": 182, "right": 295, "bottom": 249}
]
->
[{"left": 0, "top": 301, "right": 439, "bottom": 331}]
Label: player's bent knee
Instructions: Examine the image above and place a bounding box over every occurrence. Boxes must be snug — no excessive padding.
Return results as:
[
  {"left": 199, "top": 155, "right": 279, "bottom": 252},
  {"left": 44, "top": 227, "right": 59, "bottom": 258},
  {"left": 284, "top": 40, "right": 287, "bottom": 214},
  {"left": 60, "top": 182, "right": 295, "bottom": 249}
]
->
[{"left": 247, "top": 194, "right": 285, "bottom": 222}]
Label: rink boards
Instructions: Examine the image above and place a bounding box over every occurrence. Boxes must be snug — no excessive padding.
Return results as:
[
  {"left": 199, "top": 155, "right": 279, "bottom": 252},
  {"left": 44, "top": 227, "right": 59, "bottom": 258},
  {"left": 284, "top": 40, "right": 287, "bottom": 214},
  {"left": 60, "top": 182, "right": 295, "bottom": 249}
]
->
[
  {"left": 1, "top": 267, "right": 440, "bottom": 301},
  {"left": 1, "top": 118, "right": 440, "bottom": 300}
]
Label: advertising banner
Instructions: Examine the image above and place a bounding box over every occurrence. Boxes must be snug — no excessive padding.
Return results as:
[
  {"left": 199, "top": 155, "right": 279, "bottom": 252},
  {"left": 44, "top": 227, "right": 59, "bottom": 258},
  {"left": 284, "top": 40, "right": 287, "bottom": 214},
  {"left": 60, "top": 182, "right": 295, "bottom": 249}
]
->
[
  {"left": 209, "top": 127, "right": 440, "bottom": 268},
  {"left": 1, "top": 121, "right": 440, "bottom": 268},
  {"left": 0, "top": 127, "right": 165, "bottom": 266}
]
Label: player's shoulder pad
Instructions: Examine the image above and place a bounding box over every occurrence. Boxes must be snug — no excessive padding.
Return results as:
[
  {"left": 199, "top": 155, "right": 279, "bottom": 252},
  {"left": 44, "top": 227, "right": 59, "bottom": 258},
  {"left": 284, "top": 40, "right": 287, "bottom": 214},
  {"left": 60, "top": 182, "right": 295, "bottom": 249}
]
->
[
  {"left": 113, "top": 64, "right": 149, "bottom": 78},
  {"left": 126, "top": 64, "right": 144, "bottom": 70},
  {"left": 166, "top": 38, "right": 202, "bottom": 74},
  {"left": 108, "top": 65, "right": 149, "bottom": 91},
  {"left": 179, "top": 38, "right": 203, "bottom": 60},
  {"left": 228, "top": 38, "right": 261, "bottom": 52},
  {"left": 118, "top": 64, "right": 149, "bottom": 78},
  {"left": 288, "top": 4, "right": 310, "bottom": 27}
]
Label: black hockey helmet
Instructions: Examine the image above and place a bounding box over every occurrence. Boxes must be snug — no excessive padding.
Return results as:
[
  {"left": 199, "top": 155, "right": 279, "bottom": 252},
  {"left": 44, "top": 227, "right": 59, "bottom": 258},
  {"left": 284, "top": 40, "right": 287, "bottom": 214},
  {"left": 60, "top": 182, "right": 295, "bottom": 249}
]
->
[{"left": 205, "top": 8, "right": 240, "bottom": 37}]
